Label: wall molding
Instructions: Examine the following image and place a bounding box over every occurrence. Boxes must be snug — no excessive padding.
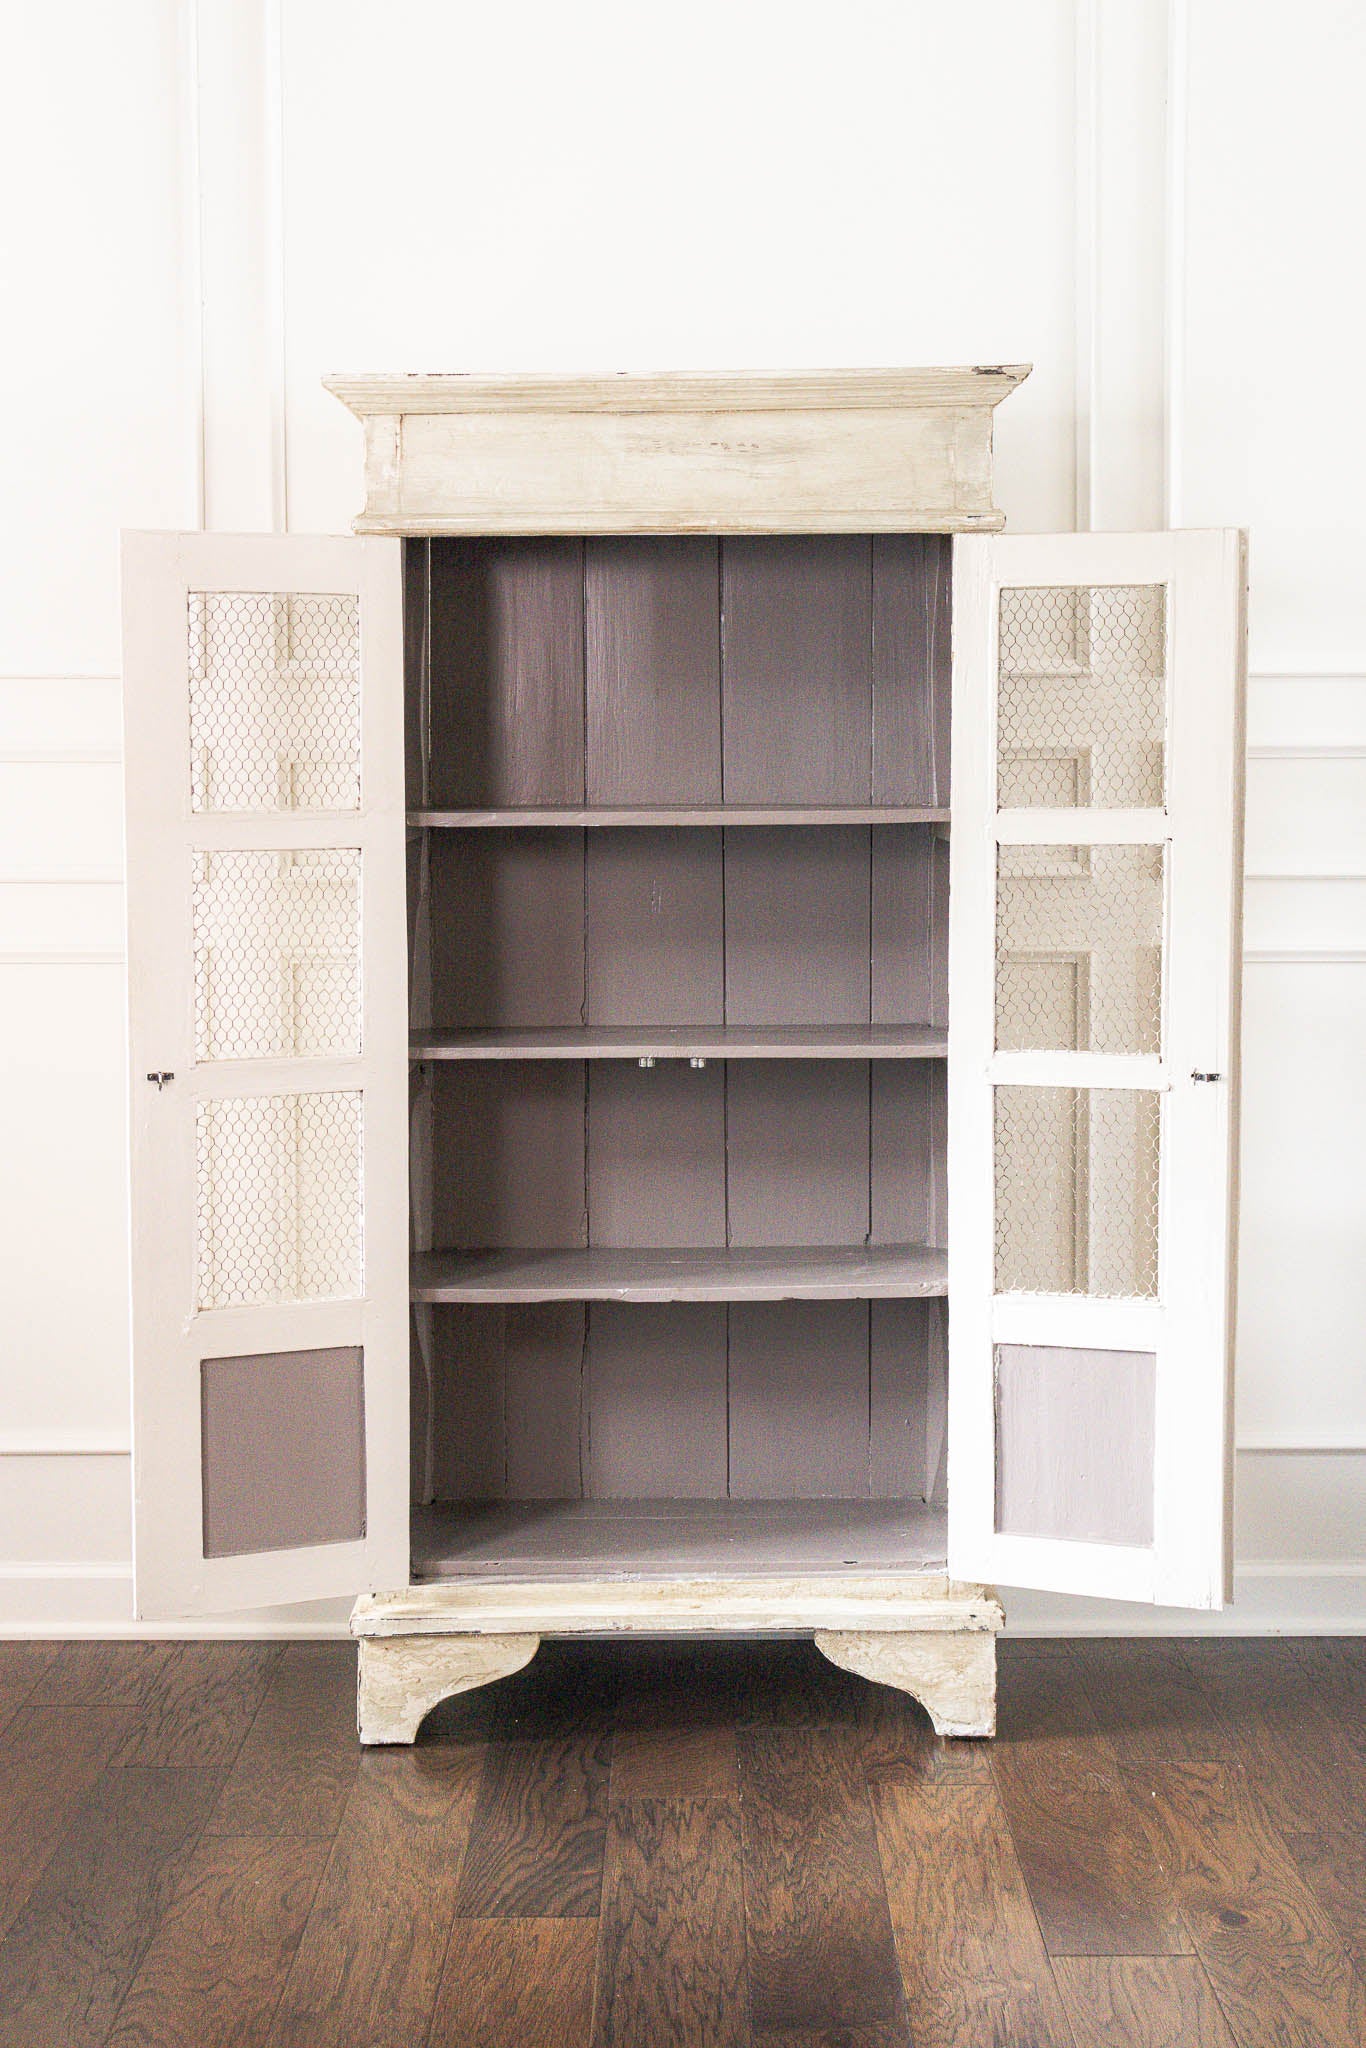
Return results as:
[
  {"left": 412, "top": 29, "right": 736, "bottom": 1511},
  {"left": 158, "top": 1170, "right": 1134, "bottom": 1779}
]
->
[
  {"left": 0, "top": 750, "right": 121, "bottom": 767},
  {"left": 1162, "top": 0, "right": 1190, "bottom": 527},
  {"left": 1248, "top": 745, "right": 1366, "bottom": 761},
  {"left": 0, "top": 953, "right": 125, "bottom": 968}
]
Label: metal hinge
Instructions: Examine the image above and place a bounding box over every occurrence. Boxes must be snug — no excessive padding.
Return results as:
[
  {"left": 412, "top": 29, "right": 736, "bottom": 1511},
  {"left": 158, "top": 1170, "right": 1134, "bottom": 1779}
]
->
[
  {"left": 1190, "top": 1071, "right": 1222, "bottom": 1083},
  {"left": 146, "top": 1072, "right": 175, "bottom": 1089}
]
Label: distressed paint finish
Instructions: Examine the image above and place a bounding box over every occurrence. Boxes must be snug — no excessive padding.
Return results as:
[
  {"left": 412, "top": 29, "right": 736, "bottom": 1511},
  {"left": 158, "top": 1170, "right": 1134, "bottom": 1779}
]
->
[
  {"left": 815, "top": 1625, "right": 1002, "bottom": 1738},
  {"left": 324, "top": 367, "right": 1030, "bottom": 536},
  {"left": 355, "top": 1631, "right": 539, "bottom": 1744}
]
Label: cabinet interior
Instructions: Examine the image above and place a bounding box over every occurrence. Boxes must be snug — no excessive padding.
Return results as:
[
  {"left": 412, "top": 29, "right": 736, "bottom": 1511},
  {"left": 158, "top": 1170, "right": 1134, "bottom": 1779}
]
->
[{"left": 406, "top": 533, "right": 954, "bottom": 1578}]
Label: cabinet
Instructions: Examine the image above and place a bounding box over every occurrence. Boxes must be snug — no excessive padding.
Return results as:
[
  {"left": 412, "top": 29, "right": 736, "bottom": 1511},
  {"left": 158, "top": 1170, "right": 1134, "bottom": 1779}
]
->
[{"left": 122, "top": 368, "right": 1246, "bottom": 1742}]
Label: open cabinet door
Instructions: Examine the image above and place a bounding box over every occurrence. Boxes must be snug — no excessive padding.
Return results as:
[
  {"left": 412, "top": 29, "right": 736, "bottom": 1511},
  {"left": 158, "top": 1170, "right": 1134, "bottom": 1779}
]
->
[
  {"left": 947, "top": 531, "right": 1245, "bottom": 1607},
  {"left": 123, "top": 533, "right": 408, "bottom": 1617}
]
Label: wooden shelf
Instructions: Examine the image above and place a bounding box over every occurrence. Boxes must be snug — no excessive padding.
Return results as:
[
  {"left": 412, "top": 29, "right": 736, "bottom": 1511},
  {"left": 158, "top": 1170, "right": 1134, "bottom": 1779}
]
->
[
  {"left": 409, "top": 805, "right": 949, "bottom": 828},
  {"left": 410, "top": 1025, "right": 948, "bottom": 1062},
  {"left": 411, "top": 1497, "right": 949, "bottom": 1580},
  {"left": 411, "top": 1242, "right": 947, "bottom": 1304}
]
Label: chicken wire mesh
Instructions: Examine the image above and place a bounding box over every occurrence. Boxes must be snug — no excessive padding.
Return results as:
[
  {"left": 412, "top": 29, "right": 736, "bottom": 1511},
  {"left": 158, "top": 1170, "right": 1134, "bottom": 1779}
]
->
[
  {"left": 188, "top": 592, "right": 361, "bottom": 811},
  {"left": 995, "top": 844, "right": 1164, "bottom": 1055},
  {"left": 195, "top": 1091, "right": 363, "bottom": 1311},
  {"left": 997, "top": 585, "right": 1166, "bottom": 808},
  {"left": 192, "top": 848, "right": 362, "bottom": 1063},
  {"left": 994, "top": 1086, "right": 1160, "bottom": 1298}
]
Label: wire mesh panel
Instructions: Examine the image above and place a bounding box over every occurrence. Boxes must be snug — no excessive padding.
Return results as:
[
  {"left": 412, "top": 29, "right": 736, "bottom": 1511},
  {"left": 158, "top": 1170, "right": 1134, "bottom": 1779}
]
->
[
  {"left": 188, "top": 592, "right": 361, "bottom": 811},
  {"left": 997, "top": 585, "right": 1166, "bottom": 808},
  {"left": 994, "top": 1086, "right": 1160, "bottom": 1298},
  {"left": 192, "top": 848, "right": 362, "bottom": 1063},
  {"left": 195, "top": 1091, "right": 363, "bottom": 1310},
  {"left": 996, "top": 844, "right": 1164, "bottom": 1054}
]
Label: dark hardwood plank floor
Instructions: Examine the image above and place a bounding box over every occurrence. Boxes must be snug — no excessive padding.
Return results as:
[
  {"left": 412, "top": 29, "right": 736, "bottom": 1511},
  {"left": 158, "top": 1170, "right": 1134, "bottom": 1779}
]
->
[{"left": 0, "top": 1635, "right": 1361, "bottom": 2045}]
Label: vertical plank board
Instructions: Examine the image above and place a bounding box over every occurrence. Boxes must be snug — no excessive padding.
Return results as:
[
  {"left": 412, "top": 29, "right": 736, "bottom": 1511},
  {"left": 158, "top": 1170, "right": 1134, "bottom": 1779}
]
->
[
  {"left": 585, "top": 828, "right": 724, "bottom": 1026},
  {"left": 869, "top": 1299, "right": 933, "bottom": 1500},
  {"left": 403, "top": 537, "right": 429, "bottom": 812},
  {"left": 725, "top": 1061, "right": 870, "bottom": 1246},
  {"left": 427, "top": 538, "right": 585, "bottom": 807},
  {"left": 105, "top": 1836, "right": 328, "bottom": 2048},
  {"left": 1052, "top": 1955, "right": 1238, "bottom": 2048},
  {"left": 0, "top": 1708, "right": 134, "bottom": 1941},
  {"left": 586, "top": 1060, "right": 726, "bottom": 1247},
  {"left": 207, "top": 1643, "right": 361, "bottom": 1839},
  {"left": 586, "top": 1303, "right": 729, "bottom": 1498},
  {"left": 431, "top": 1919, "right": 598, "bottom": 2048},
  {"left": 430, "top": 1306, "right": 506, "bottom": 1501},
  {"left": 1070, "top": 1640, "right": 1239, "bottom": 1764},
  {"left": 870, "top": 824, "right": 931, "bottom": 1025},
  {"left": 739, "top": 1725, "right": 904, "bottom": 2034},
  {"left": 267, "top": 1744, "right": 485, "bottom": 2047},
  {"left": 728, "top": 1302, "right": 870, "bottom": 1499},
  {"left": 870, "top": 1062, "right": 940, "bottom": 1246},
  {"left": 429, "top": 829, "right": 585, "bottom": 1029},
  {"left": 505, "top": 1303, "right": 588, "bottom": 1499},
  {"left": 871, "top": 1778, "right": 1075, "bottom": 2048},
  {"left": 110, "top": 1643, "right": 281, "bottom": 1769},
  {"left": 724, "top": 826, "right": 870, "bottom": 1026},
  {"left": 871, "top": 533, "right": 952, "bottom": 806},
  {"left": 585, "top": 536, "right": 722, "bottom": 804},
  {"left": 721, "top": 536, "right": 872, "bottom": 803},
  {"left": 433, "top": 1062, "right": 586, "bottom": 1248},
  {"left": 593, "top": 1798, "right": 748, "bottom": 2048}
]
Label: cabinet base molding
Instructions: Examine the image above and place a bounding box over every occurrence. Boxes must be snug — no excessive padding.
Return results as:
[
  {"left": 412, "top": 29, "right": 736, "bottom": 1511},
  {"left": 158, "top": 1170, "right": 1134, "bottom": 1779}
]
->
[
  {"left": 351, "top": 1577, "right": 1002, "bottom": 1744},
  {"left": 814, "top": 1625, "right": 999, "bottom": 1737},
  {"left": 356, "top": 1631, "right": 540, "bottom": 1744}
]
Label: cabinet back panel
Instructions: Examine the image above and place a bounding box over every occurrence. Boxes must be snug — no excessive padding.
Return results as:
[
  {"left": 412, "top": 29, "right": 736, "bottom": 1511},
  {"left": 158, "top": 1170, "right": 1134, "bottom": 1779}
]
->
[
  {"left": 424, "top": 1298, "right": 940, "bottom": 1506},
  {"left": 870, "top": 534, "right": 952, "bottom": 806},
  {"left": 427, "top": 538, "right": 586, "bottom": 807},
  {"left": 585, "top": 538, "right": 722, "bottom": 804},
  {"left": 585, "top": 828, "right": 725, "bottom": 1025},
  {"left": 871, "top": 826, "right": 947, "bottom": 1028},
  {"left": 586, "top": 1303, "right": 729, "bottom": 1496},
  {"left": 723, "top": 826, "right": 871, "bottom": 1026},
  {"left": 431, "top": 1063, "right": 587, "bottom": 1247},
  {"left": 429, "top": 828, "right": 586, "bottom": 1028},
  {"left": 585, "top": 1060, "right": 727, "bottom": 1247},
  {"left": 724, "top": 1061, "right": 871, "bottom": 1246},
  {"left": 871, "top": 1062, "right": 946, "bottom": 1247}
]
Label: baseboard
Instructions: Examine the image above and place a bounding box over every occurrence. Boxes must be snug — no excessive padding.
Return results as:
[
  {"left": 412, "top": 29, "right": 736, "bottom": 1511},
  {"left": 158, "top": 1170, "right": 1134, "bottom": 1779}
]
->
[{"left": 0, "top": 1564, "right": 1363, "bottom": 1639}]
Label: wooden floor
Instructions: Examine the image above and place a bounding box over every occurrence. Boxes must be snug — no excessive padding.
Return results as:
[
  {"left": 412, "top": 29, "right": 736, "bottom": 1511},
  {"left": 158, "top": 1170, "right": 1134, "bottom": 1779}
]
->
[{"left": 0, "top": 1637, "right": 1363, "bottom": 2045}]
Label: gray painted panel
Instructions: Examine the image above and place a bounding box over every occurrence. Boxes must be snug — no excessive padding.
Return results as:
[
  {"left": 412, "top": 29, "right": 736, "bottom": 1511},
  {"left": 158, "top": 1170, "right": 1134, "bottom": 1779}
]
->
[
  {"left": 411, "top": 1242, "right": 947, "bottom": 1303},
  {"left": 725, "top": 1060, "right": 870, "bottom": 1247},
  {"left": 727, "top": 1302, "right": 870, "bottom": 1499},
  {"left": 586, "top": 1303, "right": 729, "bottom": 1498},
  {"left": 870, "top": 825, "right": 933, "bottom": 1026},
  {"left": 870, "top": 1062, "right": 944, "bottom": 1247},
  {"left": 868, "top": 1299, "right": 933, "bottom": 1501},
  {"left": 871, "top": 534, "right": 952, "bottom": 805},
  {"left": 429, "top": 1307, "right": 506, "bottom": 1501},
  {"left": 724, "top": 826, "right": 870, "bottom": 1027},
  {"left": 585, "top": 828, "right": 724, "bottom": 1026},
  {"left": 995, "top": 1343, "right": 1156, "bottom": 1547},
  {"left": 721, "top": 537, "right": 873, "bottom": 803},
  {"left": 432, "top": 1062, "right": 586, "bottom": 1248},
  {"left": 427, "top": 538, "right": 585, "bottom": 807},
  {"left": 586, "top": 1059, "right": 726, "bottom": 1247},
  {"left": 429, "top": 828, "right": 585, "bottom": 1029},
  {"left": 503, "top": 1302, "right": 587, "bottom": 1499},
  {"left": 585, "top": 538, "right": 722, "bottom": 804},
  {"left": 201, "top": 1347, "right": 365, "bottom": 1558}
]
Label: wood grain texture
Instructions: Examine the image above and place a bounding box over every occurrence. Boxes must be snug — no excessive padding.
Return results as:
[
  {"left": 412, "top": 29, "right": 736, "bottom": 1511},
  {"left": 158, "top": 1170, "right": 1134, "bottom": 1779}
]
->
[
  {"left": 206, "top": 1642, "right": 360, "bottom": 1837},
  {"left": 872, "top": 1778, "right": 1075, "bottom": 2048},
  {"left": 0, "top": 1764, "right": 222, "bottom": 2048},
  {"left": 430, "top": 1918, "right": 598, "bottom": 2048},
  {"left": 1072, "top": 1639, "right": 1238, "bottom": 1762},
  {"left": 722, "top": 537, "right": 872, "bottom": 803},
  {"left": 109, "top": 1644, "right": 283, "bottom": 1770},
  {"left": 0, "top": 1707, "right": 134, "bottom": 1939},
  {"left": 585, "top": 537, "right": 721, "bottom": 805},
  {"left": 1052, "top": 1955, "right": 1237, "bottom": 2047},
  {"left": 105, "top": 1835, "right": 327, "bottom": 2047},
  {"left": 1126, "top": 1756, "right": 1366, "bottom": 2047},
  {"left": 266, "top": 1745, "right": 484, "bottom": 2048},
  {"left": 612, "top": 1642, "right": 741, "bottom": 1801},
  {"left": 594, "top": 1798, "right": 748, "bottom": 2048},
  {"left": 739, "top": 1726, "right": 904, "bottom": 2035},
  {"left": 991, "top": 1645, "right": 1190, "bottom": 1957},
  {"left": 428, "top": 538, "right": 585, "bottom": 807},
  {"left": 455, "top": 1735, "right": 613, "bottom": 1917},
  {"left": 871, "top": 533, "right": 952, "bottom": 806}
]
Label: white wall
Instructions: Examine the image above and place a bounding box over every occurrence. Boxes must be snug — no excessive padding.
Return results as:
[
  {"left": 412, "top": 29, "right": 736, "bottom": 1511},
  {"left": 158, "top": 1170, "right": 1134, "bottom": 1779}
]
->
[{"left": 2, "top": 0, "right": 1362, "bottom": 1634}]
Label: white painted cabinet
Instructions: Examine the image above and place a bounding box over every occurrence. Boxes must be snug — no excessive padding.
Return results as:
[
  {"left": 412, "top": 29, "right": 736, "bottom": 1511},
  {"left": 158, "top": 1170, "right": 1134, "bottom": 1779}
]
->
[{"left": 121, "top": 370, "right": 1245, "bottom": 1740}]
